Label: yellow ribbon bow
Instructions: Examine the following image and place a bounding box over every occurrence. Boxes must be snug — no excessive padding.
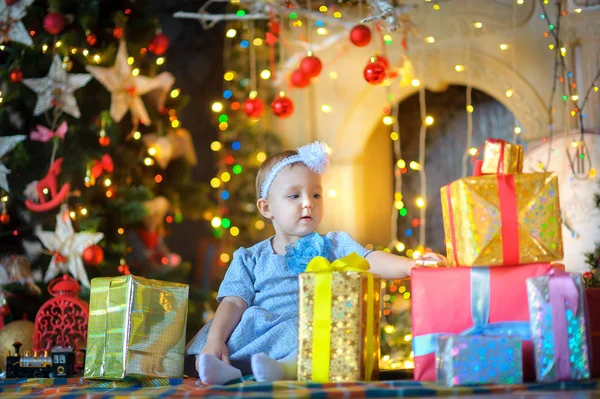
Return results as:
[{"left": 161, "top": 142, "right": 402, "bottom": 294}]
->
[{"left": 305, "top": 253, "right": 376, "bottom": 382}]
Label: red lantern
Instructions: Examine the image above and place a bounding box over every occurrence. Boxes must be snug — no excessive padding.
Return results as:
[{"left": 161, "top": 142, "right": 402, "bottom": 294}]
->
[
  {"left": 350, "top": 25, "right": 371, "bottom": 47},
  {"left": 290, "top": 69, "right": 310, "bottom": 88},
  {"left": 82, "top": 245, "right": 104, "bottom": 266},
  {"left": 34, "top": 275, "right": 88, "bottom": 371},
  {"left": 43, "top": 12, "right": 65, "bottom": 35},
  {"left": 363, "top": 60, "right": 386, "bottom": 85},
  {"left": 149, "top": 33, "right": 170, "bottom": 55},
  {"left": 242, "top": 97, "right": 265, "bottom": 118},
  {"left": 271, "top": 95, "right": 294, "bottom": 118},
  {"left": 300, "top": 55, "right": 322, "bottom": 78}
]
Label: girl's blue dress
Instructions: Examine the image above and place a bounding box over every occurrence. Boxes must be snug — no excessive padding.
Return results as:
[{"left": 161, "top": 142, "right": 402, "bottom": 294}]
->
[{"left": 186, "top": 231, "right": 372, "bottom": 362}]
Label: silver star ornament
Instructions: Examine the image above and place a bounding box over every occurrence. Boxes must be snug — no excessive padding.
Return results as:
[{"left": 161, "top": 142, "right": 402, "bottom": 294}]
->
[
  {"left": 0, "top": 0, "right": 35, "bottom": 46},
  {"left": 0, "top": 134, "right": 26, "bottom": 192},
  {"left": 36, "top": 207, "right": 104, "bottom": 288},
  {"left": 22, "top": 55, "right": 92, "bottom": 118}
]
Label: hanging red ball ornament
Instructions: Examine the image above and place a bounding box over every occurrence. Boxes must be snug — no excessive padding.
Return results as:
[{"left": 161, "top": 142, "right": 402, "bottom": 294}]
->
[
  {"left": 300, "top": 55, "right": 322, "bottom": 78},
  {"left": 290, "top": 69, "right": 311, "bottom": 88},
  {"left": 373, "top": 55, "right": 390, "bottom": 71},
  {"left": 118, "top": 264, "right": 131, "bottom": 275},
  {"left": 0, "top": 213, "right": 9, "bottom": 224},
  {"left": 113, "top": 27, "right": 124, "bottom": 39},
  {"left": 43, "top": 12, "right": 65, "bottom": 35},
  {"left": 363, "top": 59, "right": 387, "bottom": 85},
  {"left": 86, "top": 33, "right": 97, "bottom": 46},
  {"left": 98, "top": 136, "right": 110, "bottom": 147},
  {"left": 148, "top": 33, "right": 170, "bottom": 55},
  {"left": 271, "top": 95, "right": 294, "bottom": 118},
  {"left": 242, "top": 97, "right": 265, "bottom": 118},
  {"left": 0, "top": 304, "right": 10, "bottom": 317},
  {"left": 350, "top": 25, "right": 372, "bottom": 47},
  {"left": 9, "top": 68, "right": 22, "bottom": 83},
  {"left": 82, "top": 245, "right": 104, "bottom": 266},
  {"left": 6, "top": 0, "right": 18, "bottom": 6}
]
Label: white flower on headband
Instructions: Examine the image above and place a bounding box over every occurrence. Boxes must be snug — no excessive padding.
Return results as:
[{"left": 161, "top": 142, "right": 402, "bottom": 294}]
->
[
  {"left": 297, "top": 141, "right": 331, "bottom": 174},
  {"left": 259, "top": 141, "right": 332, "bottom": 199}
]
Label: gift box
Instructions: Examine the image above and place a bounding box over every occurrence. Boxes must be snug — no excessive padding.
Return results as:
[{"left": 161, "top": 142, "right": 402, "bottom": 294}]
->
[
  {"left": 480, "top": 138, "right": 524, "bottom": 175},
  {"left": 526, "top": 271, "right": 591, "bottom": 382},
  {"left": 297, "top": 253, "right": 381, "bottom": 382},
  {"left": 585, "top": 288, "right": 600, "bottom": 378},
  {"left": 441, "top": 172, "right": 563, "bottom": 267},
  {"left": 436, "top": 335, "right": 523, "bottom": 387},
  {"left": 84, "top": 275, "right": 189, "bottom": 379},
  {"left": 411, "top": 263, "right": 553, "bottom": 381}
]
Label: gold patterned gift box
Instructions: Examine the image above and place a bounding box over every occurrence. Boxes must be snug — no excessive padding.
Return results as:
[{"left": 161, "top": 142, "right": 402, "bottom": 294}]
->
[
  {"left": 480, "top": 138, "right": 524, "bottom": 175},
  {"left": 297, "top": 253, "right": 381, "bottom": 383},
  {"left": 84, "top": 275, "right": 189, "bottom": 380},
  {"left": 441, "top": 172, "right": 563, "bottom": 267}
]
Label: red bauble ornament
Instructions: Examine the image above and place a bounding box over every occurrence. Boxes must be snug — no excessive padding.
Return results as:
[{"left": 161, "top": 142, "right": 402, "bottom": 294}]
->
[
  {"left": 271, "top": 95, "right": 294, "bottom": 118},
  {"left": 290, "top": 69, "right": 310, "bottom": 88},
  {"left": 363, "top": 60, "right": 387, "bottom": 85},
  {"left": 34, "top": 275, "right": 88, "bottom": 371},
  {"left": 0, "top": 213, "right": 9, "bottom": 224},
  {"left": 86, "top": 33, "right": 97, "bottom": 46},
  {"left": 82, "top": 245, "right": 104, "bottom": 266},
  {"left": 242, "top": 97, "right": 265, "bottom": 118},
  {"left": 9, "top": 68, "right": 23, "bottom": 83},
  {"left": 1, "top": 304, "right": 10, "bottom": 317},
  {"left": 300, "top": 55, "right": 322, "bottom": 78},
  {"left": 268, "top": 20, "right": 280, "bottom": 35},
  {"left": 118, "top": 264, "right": 131, "bottom": 275},
  {"left": 43, "top": 12, "right": 65, "bottom": 35},
  {"left": 148, "top": 33, "right": 170, "bottom": 55},
  {"left": 373, "top": 55, "right": 390, "bottom": 71},
  {"left": 6, "top": 0, "right": 18, "bottom": 6},
  {"left": 98, "top": 136, "right": 110, "bottom": 147},
  {"left": 113, "top": 27, "right": 124, "bottom": 39},
  {"left": 350, "top": 25, "right": 372, "bottom": 47}
]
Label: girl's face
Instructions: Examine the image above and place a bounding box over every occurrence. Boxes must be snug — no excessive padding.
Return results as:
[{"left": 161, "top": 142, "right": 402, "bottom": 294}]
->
[{"left": 258, "top": 163, "right": 324, "bottom": 239}]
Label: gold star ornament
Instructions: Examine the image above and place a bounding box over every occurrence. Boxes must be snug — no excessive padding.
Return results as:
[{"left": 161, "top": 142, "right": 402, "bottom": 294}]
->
[{"left": 86, "top": 40, "right": 175, "bottom": 126}]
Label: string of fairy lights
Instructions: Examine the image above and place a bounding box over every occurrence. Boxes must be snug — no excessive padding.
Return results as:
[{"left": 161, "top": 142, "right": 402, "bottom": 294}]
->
[
  {"left": 204, "top": 0, "right": 600, "bottom": 269},
  {"left": 536, "top": 0, "right": 600, "bottom": 179}
]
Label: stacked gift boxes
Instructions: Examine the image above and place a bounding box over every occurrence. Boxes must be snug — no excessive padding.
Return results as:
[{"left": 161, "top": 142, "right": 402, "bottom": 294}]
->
[{"left": 411, "top": 138, "right": 591, "bottom": 386}]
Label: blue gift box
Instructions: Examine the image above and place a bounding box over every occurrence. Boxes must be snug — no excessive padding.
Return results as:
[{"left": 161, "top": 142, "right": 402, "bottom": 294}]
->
[{"left": 436, "top": 335, "right": 523, "bottom": 387}]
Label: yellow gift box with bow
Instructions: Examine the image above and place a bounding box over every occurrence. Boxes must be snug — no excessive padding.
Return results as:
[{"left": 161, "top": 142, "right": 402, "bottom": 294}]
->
[{"left": 297, "top": 253, "right": 381, "bottom": 382}]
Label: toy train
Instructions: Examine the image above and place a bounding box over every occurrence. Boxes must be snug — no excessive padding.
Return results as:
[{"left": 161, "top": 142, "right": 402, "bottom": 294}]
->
[{"left": 5, "top": 342, "right": 78, "bottom": 378}]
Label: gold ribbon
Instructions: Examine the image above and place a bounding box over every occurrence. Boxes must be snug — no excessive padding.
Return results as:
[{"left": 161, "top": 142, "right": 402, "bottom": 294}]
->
[{"left": 305, "top": 253, "right": 375, "bottom": 382}]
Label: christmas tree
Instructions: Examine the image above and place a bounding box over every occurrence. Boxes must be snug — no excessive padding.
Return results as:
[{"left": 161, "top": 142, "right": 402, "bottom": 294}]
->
[
  {"left": 199, "top": 11, "right": 283, "bottom": 271},
  {"left": 0, "top": 0, "right": 210, "bottom": 337}
]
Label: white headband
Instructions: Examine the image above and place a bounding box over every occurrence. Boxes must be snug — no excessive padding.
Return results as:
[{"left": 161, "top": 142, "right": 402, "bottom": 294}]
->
[{"left": 259, "top": 141, "right": 331, "bottom": 199}]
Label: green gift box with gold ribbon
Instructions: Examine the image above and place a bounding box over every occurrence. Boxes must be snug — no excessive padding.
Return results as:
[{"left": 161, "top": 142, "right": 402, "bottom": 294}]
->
[
  {"left": 297, "top": 253, "right": 381, "bottom": 382},
  {"left": 84, "top": 275, "right": 189, "bottom": 380}
]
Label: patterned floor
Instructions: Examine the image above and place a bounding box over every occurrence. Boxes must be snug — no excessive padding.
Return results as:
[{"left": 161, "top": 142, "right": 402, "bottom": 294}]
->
[{"left": 1, "top": 378, "right": 600, "bottom": 398}]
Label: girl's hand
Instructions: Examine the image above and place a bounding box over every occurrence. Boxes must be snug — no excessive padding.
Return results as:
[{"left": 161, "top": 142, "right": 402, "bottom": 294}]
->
[
  {"left": 198, "top": 337, "right": 231, "bottom": 366},
  {"left": 415, "top": 252, "right": 447, "bottom": 267}
]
